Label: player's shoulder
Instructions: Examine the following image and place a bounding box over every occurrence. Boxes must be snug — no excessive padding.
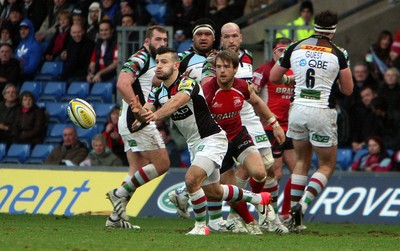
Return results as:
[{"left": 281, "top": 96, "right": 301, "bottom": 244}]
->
[
  {"left": 129, "top": 47, "right": 150, "bottom": 62},
  {"left": 178, "top": 75, "right": 197, "bottom": 89}
]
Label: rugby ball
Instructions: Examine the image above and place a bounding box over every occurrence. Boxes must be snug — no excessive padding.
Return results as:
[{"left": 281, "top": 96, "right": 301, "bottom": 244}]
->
[{"left": 67, "top": 98, "right": 96, "bottom": 129}]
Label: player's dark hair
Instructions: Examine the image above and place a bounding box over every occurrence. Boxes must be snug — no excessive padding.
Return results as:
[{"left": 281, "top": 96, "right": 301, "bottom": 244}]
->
[
  {"left": 273, "top": 37, "right": 291, "bottom": 48},
  {"left": 156, "top": 47, "right": 179, "bottom": 62},
  {"left": 215, "top": 50, "right": 239, "bottom": 69},
  {"left": 315, "top": 10, "right": 338, "bottom": 28}
]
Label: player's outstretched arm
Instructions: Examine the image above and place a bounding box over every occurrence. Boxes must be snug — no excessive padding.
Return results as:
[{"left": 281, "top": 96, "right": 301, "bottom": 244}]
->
[
  {"left": 150, "top": 92, "right": 190, "bottom": 122},
  {"left": 338, "top": 67, "right": 354, "bottom": 96}
]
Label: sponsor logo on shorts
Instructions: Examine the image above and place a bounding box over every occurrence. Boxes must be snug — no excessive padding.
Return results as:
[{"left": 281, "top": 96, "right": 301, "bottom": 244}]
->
[
  {"left": 128, "top": 140, "right": 137, "bottom": 147},
  {"left": 312, "top": 134, "right": 329, "bottom": 143},
  {"left": 197, "top": 145, "right": 204, "bottom": 151},
  {"left": 255, "top": 134, "right": 268, "bottom": 143}
]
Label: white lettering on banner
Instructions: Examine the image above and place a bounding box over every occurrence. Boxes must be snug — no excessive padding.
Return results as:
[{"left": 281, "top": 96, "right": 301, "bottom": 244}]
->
[
  {"left": 381, "top": 189, "right": 400, "bottom": 217},
  {"left": 363, "top": 188, "right": 393, "bottom": 215},
  {"left": 309, "top": 187, "right": 400, "bottom": 217},
  {"left": 337, "top": 187, "right": 366, "bottom": 215},
  {"left": 310, "top": 187, "right": 344, "bottom": 215}
]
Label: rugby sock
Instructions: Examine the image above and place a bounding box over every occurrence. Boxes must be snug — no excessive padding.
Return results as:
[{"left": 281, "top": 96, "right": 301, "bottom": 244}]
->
[
  {"left": 235, "top": 176, "right": 248, "bottom": 189},
  {"left": 300, "top": 172, "right": 328, "bottom": 214},
  {"left": 230, "top": 202, "right": 254, "bottom": 224},
  {"left": 249, "top": 176, "right": 267, "bottom": 193},
  {"left": 263, "top": 178, "right": 279, "bottom": 213},
  {"left": 221, "top": 184, "right": 263, "bottom": 205},
  {"left": 207, "top": 200, "right": 223, "bottom": 223},
  {"left": 116, "top": 164, "right": 158, "bottom": 197},
  {"left": 189, "top": 189, "right": 207, "bottom": 223},
  {"left": 290, "top": 174, "right": 307, "bottom": 208},
  {"left": 281, "top": 178, "right": 292, "bottom": 217}
]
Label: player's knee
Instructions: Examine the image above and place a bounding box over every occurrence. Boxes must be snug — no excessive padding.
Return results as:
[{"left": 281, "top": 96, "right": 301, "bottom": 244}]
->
[{"left": 263, "top": 153, "right": 275, "bottom": 171}]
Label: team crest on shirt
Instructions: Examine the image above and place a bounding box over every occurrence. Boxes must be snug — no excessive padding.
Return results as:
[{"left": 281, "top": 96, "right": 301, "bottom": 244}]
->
[{"left": 233, "top": 97, "right": 242, "bottom": 107}]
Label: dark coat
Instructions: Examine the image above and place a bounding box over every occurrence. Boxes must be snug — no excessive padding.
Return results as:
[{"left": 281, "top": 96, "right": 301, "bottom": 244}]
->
[
  {"left": 11, "top": 104, "right": 46, "bottom": 145},
  {"left": 44, "top": 141, "right": 89, "bottom": 165}
]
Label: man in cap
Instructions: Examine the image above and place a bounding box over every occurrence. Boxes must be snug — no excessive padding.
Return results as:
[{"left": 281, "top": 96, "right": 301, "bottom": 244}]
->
[{"left": 270, "top": 10, "right": 354, "bottom": 232}]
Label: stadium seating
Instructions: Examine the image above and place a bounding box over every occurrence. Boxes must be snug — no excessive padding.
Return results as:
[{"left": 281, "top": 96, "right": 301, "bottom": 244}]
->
[
  {"left": 85, "top": 82, "right": 114, "bottom": 103},
  {"left": 20, "top": 81, "right": 44, "bottom": 101},
  {"left": 76, "top": 125, "right": 98, "bottom": 148},
  {"left": 35, "top": 61, "right": 64, "bottom": 81},
  {"left": 45, "top": 102, "right": 68, "bottom": 123},
  {"left": 336, "top": 148, "right": 354, "bottom": 170},
  {"left": 60, "top": 81, "right": 91, "bottom": 102},
  {"left": 0, "top": 143, "right": 6, "bottom": 162},
  {"left": 180, "top": 148, "right": 191, "bottom": 167},
  {"left": 26, "top": 144, "right": 55, "bottom": 164},
  {"left": 352, "top": 148, "right": 369, "bottom": 164},
  {"left": 2, "top": 144, "right": 31, "bottom": 164},
  {"left": 38, "top": 81, "right": 67, "bottom": 102},
  {"left": 146, "top": 3, "right": 167, "bottom": 25},
  {"left": 44, "top": 123, "right": 68, "bottom": 144},
  {"left": 92, "top": 103, "right": 115, "bottom": 123}
]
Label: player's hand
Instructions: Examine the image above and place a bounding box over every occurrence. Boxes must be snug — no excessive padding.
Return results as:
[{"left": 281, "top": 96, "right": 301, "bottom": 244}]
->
[
  {"left": 130, "top": 95, "right": 143, "bottom": 113},
  {"left": 273, "top": 125, "right": 286, "bottom": 145}
]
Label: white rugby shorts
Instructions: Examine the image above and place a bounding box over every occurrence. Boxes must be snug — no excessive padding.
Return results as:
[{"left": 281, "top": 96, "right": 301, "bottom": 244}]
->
[
  {"left": 287, "top": 104, "right": 338, "bottom": 147},
  {"left": 121, "top": 123, "right": 165, "bottom": 152}
]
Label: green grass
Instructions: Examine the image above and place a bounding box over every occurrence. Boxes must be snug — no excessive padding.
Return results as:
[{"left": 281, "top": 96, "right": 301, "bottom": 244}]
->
[{"left": 1, "top": 214, "right": 399, "bottom": 251}]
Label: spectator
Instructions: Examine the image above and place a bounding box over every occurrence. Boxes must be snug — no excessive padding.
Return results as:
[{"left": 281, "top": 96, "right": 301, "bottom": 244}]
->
[
  {"left": 350, "top": 86, "right": 378, "bottom": 152},
  {"left": 157, "top": 124, "right": 182, "bottom": 168},
  {"left": 21, "top": 0, "right": 47, "bottom": 32},
  {"left": 44, "top": 126, "right": 89, "bottom": 166},
  {"left": 0, "top": 43, "right": 21, "bottom": 90},
  {"left": 165, "top": 0, "right": 203, "bottom": 49},
  {"left": 2, "top": 4, "right": 24, "bottom": 48},
  {"left": 14, "top": 19, "right": 42, "bottom": 80},
  {"left": 86, "top": 2, "right": 101, "bottom": 43},
  {"left": 35, "top": 0, "right": 71, "bottom": 43},
  {"left": 0, "top": 0, "right": 20, "bottom": 26},
  {"left": 0, "top": 25, "right": 13, "bottom": 46},
  {"left": 276, "top": 0, "right": 314, "bottom": 40},
  {"left": 100, "top": 0, "right": 121, "bottom": 25},
  {"left": 0, "top": 83, "right": 20, "bottom": 144},
  {"left": 86, "top": 19, "right": 118, "bottom": 83},
  {"left": 378, "top": 67, "right": 400, "bottom": 112},
  {"left": 390, "top": 27, "right": 400, "bottom": 70},
  {"left": 79, "top": 134, "right": 123, "bottom": 167},
  {"left": 365, "top": 30, "right": 393, "bottom": 81},
  {"left": 59, "top": 23, "right": 94, "bottom": 82},
  {"left": 364, "top": 97, "right": 400, "bottom": 151},
  {"left": 11, "top": 91, "right": 46, "bottom": 146},
  {"left": 44, "top": 9, "right": 71, "bottom": 61},
  {"left": 207, "top": 0, "right": 241, "bottom": 46},
  {"left": 71, "top": 7, "right": 86, "bottom": 28},
  {"left": 120, "top": 14, "right": 140, "bottom": 56},
  {"left": 102, "top": 105, "right": 127, "bottom": 165},
  {"left": 119, "top": 0, "right": 136, "bottom": 17},
  {"left": 351, "top": 136, "right": 392, "bottom": 172}
]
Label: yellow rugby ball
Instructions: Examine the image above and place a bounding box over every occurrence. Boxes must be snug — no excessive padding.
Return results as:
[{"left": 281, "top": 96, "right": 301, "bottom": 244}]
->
[{"left": 67, "top": 98, "right": 96, "bottom": 129}]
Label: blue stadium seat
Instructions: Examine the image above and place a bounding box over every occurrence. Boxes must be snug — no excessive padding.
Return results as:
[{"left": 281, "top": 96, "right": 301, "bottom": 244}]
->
[
  {"left": 180, "top": 148, "right": 191, "bottom": 167},
  {"left": 26, "top": 144, "right": 55, "bottom": 164},
  {"left": 44, "top": 123, "right": 68, "bottom": 144},
  {"left": 35, "top": 61, "right": 64, "bottom": 81},
  {"left": 311, "top": 151, "right": 318, "bottom": 169},
  {"left": 38, "top": 81, "right": 67, "bottom": 102},
  {"left": 20, "top": 81, "right": 44, "bottom": 101},
  {"left": 45, "top": 102, "right": 68, "bottom": 123},
  {"left": 146, "top": 3, "right": 167, "bottom": 25},
  {"left": 2, "top": 144, "right": 31, "bottom": 164},
  {"left": 60, "top": 82, "right": 91, "bottom": 102},
  {"left": 85, "top": 82, "right": 114, "bottom": 103},
  {"left": 76, "top": 125, "right": 98, "bottom": 148},
  {"left": 0, "top": 143, "right": 6, "bottom": 162},
  {"left": 336, "top": 148, "right": 354, "bottom": 170},
  {"left": 93, "top": 103, "right": 115, "bottom": 123}
]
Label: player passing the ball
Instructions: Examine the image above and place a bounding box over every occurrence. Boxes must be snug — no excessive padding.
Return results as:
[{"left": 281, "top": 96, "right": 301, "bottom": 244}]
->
[
  {"left": 270, "top": 10, "right": 353, "bottom": 232},
  {"left": 131, "top": 47, "right": 274, "bottom": 235}
]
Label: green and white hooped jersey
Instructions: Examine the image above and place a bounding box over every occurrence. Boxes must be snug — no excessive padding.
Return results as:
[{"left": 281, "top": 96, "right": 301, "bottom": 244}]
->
[{"left": 278, "top": 35, "right": 349, "bottom": 108}]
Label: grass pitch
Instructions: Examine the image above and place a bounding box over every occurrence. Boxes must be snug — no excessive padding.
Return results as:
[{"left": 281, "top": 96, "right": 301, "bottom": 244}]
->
[{"left": 0, "top": 213, "right": 399, "bottom": 251}]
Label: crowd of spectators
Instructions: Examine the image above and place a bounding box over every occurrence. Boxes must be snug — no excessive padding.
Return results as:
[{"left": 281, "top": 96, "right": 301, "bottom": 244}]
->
[{"left": 0, "top": 1, "right": 399, "bottom": 170}]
